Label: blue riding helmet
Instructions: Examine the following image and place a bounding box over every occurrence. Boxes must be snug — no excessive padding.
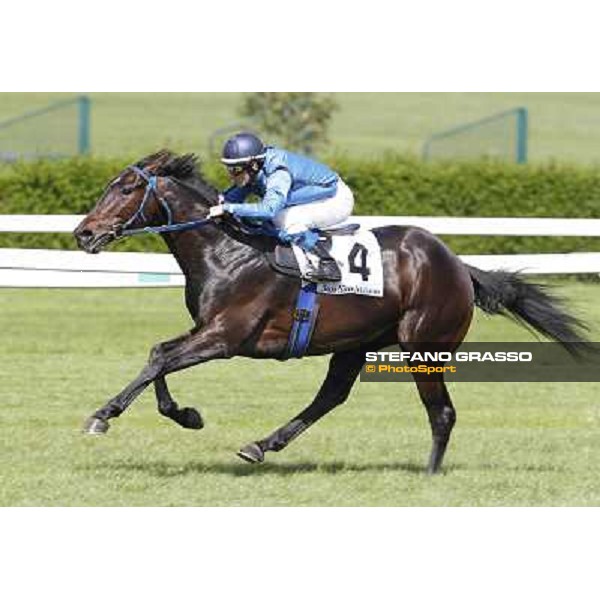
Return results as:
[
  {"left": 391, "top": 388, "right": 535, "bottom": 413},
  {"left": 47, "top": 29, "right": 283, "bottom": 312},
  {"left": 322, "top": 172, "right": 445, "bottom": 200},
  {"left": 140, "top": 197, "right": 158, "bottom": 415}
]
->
[{"left": 221, "top": 132, "right": 266, "bottom": 166}]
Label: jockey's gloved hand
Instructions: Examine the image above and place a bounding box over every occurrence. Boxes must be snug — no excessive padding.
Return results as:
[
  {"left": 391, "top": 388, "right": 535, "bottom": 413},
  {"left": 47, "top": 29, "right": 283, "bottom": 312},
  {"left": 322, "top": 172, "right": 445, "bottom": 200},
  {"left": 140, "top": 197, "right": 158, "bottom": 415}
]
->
[{"left": 209, "top": 205, "right": 226, "bottom": 219}]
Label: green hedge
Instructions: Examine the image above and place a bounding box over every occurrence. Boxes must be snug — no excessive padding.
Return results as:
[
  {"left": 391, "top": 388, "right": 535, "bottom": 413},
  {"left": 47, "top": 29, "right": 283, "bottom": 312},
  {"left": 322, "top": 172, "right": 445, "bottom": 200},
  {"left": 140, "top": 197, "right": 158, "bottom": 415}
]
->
[{"left": 1, "top": 154, "right": 600, "bottom": 254}]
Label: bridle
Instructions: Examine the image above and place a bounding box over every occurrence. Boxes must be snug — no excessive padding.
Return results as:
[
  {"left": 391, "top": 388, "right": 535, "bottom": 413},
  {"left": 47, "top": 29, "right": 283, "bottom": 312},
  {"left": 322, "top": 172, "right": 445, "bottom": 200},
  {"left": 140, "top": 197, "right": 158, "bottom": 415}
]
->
[
  {"left": 120, "top": 166, "right": 174, "bottom": 231},
  {"left": 116, "top": 165, "right": 214, "bottom": 238}
]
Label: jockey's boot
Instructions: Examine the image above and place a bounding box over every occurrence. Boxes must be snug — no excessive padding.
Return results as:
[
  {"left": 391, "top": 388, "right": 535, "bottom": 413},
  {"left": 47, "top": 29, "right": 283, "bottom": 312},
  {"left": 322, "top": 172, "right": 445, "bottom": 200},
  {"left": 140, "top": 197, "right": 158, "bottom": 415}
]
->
[{"left": 305, "top": 239, "right": 342, "bottom": 283}]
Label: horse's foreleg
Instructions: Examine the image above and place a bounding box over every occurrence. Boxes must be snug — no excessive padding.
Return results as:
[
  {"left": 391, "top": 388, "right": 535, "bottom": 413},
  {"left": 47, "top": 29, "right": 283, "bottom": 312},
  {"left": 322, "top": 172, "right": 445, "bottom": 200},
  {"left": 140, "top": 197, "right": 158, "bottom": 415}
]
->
[
  {"left": 155, "top": 376, "right": 204, "bottom": 430},
  {"left": 83, "top": 326, "right": 229, "bottom": 435},
  {"left": 83, "top": 360, "right": 161, "bottom": 434},
  {"left": 238, "top": 348, "right": 366, "bottom": 464}
]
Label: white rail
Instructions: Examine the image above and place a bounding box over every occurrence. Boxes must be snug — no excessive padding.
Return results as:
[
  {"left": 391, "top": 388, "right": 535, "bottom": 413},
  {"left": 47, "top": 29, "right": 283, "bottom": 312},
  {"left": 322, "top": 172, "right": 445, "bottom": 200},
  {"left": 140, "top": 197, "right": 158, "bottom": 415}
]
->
[
  {"left": 0, "top": 249, "right": 182, "bottom": 288},
  {"left": 1, "top": 248, "right": 599, "bottom": 288},
  {"left": 356, "top": 216, "right": 600, "bottom": 237},
  {"left": 2, "top": 215, "right": 600, "bottom": 236},
  {"left": 1, "top": 215, "right": 599, "bottom": 287},
  {"left": 0, "top": 215, "right": 83, "bottom": 233}
]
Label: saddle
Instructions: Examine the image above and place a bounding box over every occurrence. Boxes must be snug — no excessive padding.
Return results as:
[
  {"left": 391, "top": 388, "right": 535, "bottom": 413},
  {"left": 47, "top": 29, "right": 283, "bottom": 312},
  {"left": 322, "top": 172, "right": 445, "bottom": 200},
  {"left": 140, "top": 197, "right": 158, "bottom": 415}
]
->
[
  {"left": 218, "top": 216, "right": 361, "bottom": 280},
  {"left": 267, "top": 223, "right": 361, "bottom": 279}
]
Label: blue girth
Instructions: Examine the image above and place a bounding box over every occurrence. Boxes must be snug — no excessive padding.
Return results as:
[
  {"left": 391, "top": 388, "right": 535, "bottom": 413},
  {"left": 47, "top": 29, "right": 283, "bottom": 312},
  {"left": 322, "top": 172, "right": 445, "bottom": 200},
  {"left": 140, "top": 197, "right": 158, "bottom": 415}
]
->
[{"left": 284, "top": 283, "right": 320, "bottom": 359}]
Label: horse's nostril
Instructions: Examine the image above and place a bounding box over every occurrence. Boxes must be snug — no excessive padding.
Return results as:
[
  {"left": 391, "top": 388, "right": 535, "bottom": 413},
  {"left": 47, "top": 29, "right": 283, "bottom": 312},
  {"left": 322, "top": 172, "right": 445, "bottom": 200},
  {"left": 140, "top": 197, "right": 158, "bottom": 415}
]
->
[
  {"left": 75, "top": 229, "right": 96, "bottom": 251},
  {"left": 77, "top": 229, "right": 94, "bottom": 242}
]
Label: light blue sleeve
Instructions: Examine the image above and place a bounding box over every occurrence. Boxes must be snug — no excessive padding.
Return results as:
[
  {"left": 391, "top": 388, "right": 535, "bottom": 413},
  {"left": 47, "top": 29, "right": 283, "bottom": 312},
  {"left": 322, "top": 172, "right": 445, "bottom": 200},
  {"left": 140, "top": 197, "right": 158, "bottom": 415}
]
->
[{"left": 225, "top": 169, "right": 292, "bottom": 219}]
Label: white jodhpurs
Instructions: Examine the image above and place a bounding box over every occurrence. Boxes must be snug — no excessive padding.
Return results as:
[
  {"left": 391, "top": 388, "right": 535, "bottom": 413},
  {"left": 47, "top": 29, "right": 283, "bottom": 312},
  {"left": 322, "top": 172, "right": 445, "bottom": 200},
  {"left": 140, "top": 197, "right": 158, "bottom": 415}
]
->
[{"left": 273, "top": 179, "right": 355, "bottom": 236}]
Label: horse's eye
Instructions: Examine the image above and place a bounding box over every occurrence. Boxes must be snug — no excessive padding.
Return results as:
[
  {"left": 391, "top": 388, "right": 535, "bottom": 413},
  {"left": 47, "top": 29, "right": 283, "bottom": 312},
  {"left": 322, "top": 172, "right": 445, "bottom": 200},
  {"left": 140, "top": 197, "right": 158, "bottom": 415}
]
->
[{"left": 122, "top": 186, "right": 135, "bottom": 196}]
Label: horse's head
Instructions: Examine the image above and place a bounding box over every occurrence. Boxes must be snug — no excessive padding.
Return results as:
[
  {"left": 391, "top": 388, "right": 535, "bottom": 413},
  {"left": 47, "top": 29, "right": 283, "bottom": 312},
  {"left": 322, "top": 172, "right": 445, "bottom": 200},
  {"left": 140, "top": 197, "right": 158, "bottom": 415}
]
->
[{"left": 74, "top": 151, "right": 216, "bottom": 254}]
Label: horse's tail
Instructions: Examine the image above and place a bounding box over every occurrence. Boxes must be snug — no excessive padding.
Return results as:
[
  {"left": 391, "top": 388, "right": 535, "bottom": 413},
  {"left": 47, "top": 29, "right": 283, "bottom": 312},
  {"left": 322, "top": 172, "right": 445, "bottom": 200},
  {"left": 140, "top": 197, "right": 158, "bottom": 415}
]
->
[{"left": 465, "top": 264, "right": 594, "bottom": 356}]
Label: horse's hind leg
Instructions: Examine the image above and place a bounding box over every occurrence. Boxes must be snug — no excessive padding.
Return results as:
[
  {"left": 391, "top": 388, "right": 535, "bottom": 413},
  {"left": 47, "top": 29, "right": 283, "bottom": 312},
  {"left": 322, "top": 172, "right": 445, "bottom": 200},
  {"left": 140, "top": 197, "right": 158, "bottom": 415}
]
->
[
  {"left": 400, "top": 305, "right": 471, "bottom": 474},
  {"left": 411, "top": 372, "right": 456, "bottom": 475},
  {"left": 237, "top": 348, "right": 367, "bottom": 464},
  {"left": 155, "top": 377, "right": 204, "bottom": 430}
]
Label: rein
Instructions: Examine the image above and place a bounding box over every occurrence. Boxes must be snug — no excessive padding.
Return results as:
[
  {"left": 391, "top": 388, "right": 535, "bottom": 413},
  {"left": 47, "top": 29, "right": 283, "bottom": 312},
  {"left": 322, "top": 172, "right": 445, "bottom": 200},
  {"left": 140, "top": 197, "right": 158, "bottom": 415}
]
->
[
  {"left": 119, "top": 165, "right": 214, "bottom": 238},
  {"left": 120, "top": 217, "right": 214, "bottom": 237}
]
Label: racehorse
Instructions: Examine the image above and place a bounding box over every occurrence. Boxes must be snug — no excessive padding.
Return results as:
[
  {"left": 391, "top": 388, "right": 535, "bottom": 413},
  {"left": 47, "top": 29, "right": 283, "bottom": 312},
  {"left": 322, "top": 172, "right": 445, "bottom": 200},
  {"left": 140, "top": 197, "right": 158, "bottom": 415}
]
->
[{"left": 74, "top": 150, "right": 592, "bottom": 474}]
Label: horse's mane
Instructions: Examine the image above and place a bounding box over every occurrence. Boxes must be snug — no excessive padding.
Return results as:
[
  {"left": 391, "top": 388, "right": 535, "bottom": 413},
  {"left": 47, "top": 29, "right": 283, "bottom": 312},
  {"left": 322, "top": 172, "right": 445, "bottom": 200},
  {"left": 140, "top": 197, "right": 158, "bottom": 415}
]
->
[{"left": 137, "top": 150, "right": 219, "bottom": 205}]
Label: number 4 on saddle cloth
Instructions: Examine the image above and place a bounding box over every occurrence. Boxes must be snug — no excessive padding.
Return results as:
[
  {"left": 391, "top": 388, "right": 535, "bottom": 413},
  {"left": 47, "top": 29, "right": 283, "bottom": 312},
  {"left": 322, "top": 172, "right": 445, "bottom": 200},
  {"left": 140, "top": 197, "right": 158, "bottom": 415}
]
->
[
  {"left": 268, "top": 224, "right": 384, "bottom": 359},
  {"left": 273, "top": 227, "right": 384, "bottom": 297}
]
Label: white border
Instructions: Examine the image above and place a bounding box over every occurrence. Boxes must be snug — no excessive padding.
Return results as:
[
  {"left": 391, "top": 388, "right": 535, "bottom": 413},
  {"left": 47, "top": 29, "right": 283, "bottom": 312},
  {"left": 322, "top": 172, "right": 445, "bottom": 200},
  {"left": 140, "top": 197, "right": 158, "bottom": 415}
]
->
[
  {"left": 2, "top": 2, "right": 599, "bottom": 90},
  {"left": 2, "top": 1, "right": 597, "bottom": 595},
  {"left": 0, "top": 510, "right": 595, "bottom": 600}
]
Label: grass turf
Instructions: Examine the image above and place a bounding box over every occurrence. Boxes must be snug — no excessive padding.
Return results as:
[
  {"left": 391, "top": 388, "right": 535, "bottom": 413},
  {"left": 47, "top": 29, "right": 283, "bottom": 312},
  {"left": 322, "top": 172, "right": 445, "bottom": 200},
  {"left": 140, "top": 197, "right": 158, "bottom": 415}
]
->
[{"left": 1, "top": 281, "right": 599, "bottom": 506}]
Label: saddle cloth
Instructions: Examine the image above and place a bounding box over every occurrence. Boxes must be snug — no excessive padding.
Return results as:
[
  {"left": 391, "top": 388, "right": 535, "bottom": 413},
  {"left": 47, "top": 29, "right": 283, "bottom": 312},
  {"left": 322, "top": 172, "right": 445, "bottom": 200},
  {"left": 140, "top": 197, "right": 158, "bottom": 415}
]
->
[{"left": 291, "top": 229, "right": 384, "bottom": 298}]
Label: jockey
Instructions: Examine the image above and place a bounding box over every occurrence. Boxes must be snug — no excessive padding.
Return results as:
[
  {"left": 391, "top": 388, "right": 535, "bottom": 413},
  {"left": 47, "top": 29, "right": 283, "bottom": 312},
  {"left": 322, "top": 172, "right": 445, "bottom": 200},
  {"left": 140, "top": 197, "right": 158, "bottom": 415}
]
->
[{"left": 209, "top": 132, "right": 354, "bottom": 282}]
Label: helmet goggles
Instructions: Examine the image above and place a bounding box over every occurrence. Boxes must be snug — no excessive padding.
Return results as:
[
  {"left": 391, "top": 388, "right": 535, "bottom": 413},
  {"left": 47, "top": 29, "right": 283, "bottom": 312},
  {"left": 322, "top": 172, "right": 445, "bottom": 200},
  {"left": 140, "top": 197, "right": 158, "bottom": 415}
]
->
[{"left": 225, "top": 164, "right": 248, "bottom": 176}]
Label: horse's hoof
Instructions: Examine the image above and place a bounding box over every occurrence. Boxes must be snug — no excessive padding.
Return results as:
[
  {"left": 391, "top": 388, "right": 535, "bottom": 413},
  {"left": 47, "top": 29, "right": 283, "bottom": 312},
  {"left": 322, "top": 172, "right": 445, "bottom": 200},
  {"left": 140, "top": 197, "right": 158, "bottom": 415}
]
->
[
  {"left": 83, "top": 417, "right": 110, "bottom": 436},
  {"left": 237, "top": 443, "right": 265, "bottom": 464},
  {"left": 178, "top": 407, "right": 204, "bottom": 430}
]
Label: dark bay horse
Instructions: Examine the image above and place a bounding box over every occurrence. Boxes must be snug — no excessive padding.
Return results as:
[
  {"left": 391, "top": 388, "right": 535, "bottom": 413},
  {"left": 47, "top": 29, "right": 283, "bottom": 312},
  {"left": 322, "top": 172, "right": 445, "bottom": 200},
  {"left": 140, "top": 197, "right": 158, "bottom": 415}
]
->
[{"left": 74, "top": 151, "right": 591, "bottom": 474}]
